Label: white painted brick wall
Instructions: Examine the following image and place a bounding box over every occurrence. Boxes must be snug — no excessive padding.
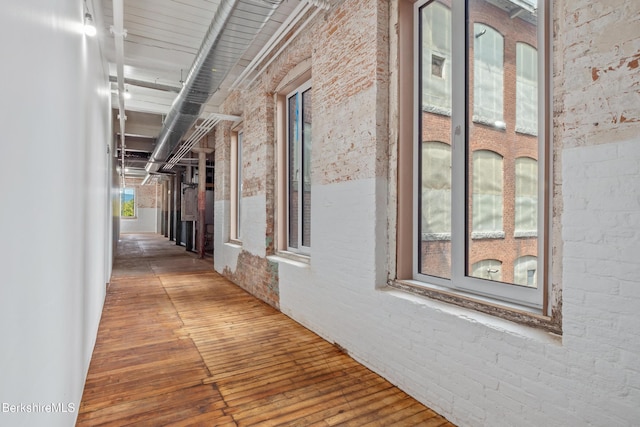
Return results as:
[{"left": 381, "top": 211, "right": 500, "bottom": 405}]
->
[
  {"left": 237, "top": 194, "right": 266, "bottom": 258},
  {"left": 214, "top": 200, "right": 240, "bottom": 274},
  {"left": 279, "top": 139, "right": 640, "bottom": 426}
]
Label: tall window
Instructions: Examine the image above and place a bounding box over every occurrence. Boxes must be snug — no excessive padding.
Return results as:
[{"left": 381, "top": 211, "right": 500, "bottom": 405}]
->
[
  {"left": 121, "top": 187, "right": 135, "bottom": 218},
  {"left": 415, "top": 0, "right": 547, "bottom": 309},
  {"left": 230, "top": 129, "right": 243, "bottom": 241},
  {"left": 236, "top": 131, "right": 243, "bottom": 240},
  {"left": 516, "top": 43, "right": 538, "bottom": 134},
  {"left": 471, "top": 150, "right": 503, "bottom": 238},
  {"left": 515, "top": 157, "right": 538, "bottom": 236},
  {"left": 287, "top": 82, "right": 312, "bottom": 253},
  {"left": 473, "top": 24, "right": 504, "bottom": 125}
]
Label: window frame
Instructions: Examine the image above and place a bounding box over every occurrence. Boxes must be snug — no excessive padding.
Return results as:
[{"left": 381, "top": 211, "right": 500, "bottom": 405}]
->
[
  {"left": 412, "top": 0, "right": 550, "bottom": 312},
  {"left": 230, "top": 126, "right": 243, "bottom": 242},
  {"left": 120, "top": 187, "right": 136, "bottom": 219},
  {"left": 286, "top": 80, "right": 312, "bottom": 256}
]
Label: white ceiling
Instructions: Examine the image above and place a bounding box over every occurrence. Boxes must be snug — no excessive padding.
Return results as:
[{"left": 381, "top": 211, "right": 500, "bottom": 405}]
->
[
  {"left": 94, "top": 0, "right": 299, "bottom": 127},
  {"left": 90, "top": 0, "right": 303, "bottom": 175}
]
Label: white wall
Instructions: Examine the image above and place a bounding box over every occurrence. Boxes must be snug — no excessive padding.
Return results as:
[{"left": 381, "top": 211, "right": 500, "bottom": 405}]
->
[
  {"left": 119, "top": 179, "right": 159, "bottom": 234},
  {"left": 120, "top": 208, "right": 158, "bottom": 233},
  {"left": 0, "top": 0, "right": 113, "bottom": 425}
]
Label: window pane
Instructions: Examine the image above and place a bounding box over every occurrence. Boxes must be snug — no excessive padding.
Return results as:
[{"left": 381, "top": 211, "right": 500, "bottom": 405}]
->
[
  {"left": 121, "top": 188, "right": 135, "bottom": 217},
  {"left": 472, "top": 150, "right": 503, "bottom": 235},
  {"left": 418, "top": 0, "right": 452, "bottom": 280},
  {"left": 421, "top": 1, "right": 452, "bottom": 115},
  {"left": 422, "top": 142, "right": 451, "bottom": 236},
  {"left": 288, "top": 94, "right": 299, "bottom": 249},
  {"left": 301, "top": 89, "right": 312, "bottom": 248},
  {"left": 467, "top": 0, "right": 539, "bottom": 288}
]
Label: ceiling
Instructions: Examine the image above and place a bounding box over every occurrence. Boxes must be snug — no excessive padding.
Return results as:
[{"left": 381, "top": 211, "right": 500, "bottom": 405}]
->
[{"left": 90, "top": 0, "right": 304, "bottom": 179}]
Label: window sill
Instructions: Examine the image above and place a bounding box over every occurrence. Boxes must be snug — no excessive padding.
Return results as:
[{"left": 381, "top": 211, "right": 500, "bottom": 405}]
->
[
  {"left": 422, "top": 104, "right": 452, "bottom": 117},
  {"left": 268, "top": 251, "right": 310, "bottom": 268},
  {"left": 388, "top": 279, "right": 561, "bottom": 335},
  {"left": 514, "top": 230, "right": 538, "bottom": 238},
  {"left": 471, "top": 231, "right": 505, "bottom": 239},
  {"left": 515, "top": 126, "right": 538, "bottom": 136},
  {"left": 225, "top": 240, "right": 242, "bottom": 249},
  {"left": 422, "top": 232, "right": 451, "bottom": 241},
  {"left": 121, "top": 217, "right": 137, "bottom": 220},
  {"left": 472, "top": 115, "right": 507, "bottom": 130}
]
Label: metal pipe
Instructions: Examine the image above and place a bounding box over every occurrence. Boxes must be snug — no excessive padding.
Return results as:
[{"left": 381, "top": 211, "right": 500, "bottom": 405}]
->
[
  {"left": 244, "top": 7, "right": 323, "bottom": 89},
  {"left": 144, "top": 0, "right": 283, "bottom": 175},
  {"left": 229, "top": 0, "right": 312, "bottom": 90}
]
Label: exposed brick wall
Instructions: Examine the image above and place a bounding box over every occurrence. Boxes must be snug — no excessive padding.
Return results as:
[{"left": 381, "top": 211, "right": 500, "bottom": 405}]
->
[
  {"left": 313, "top": 0, "right": 389, "bottom": 185},
  {"left": 214, "top": 123, "right": 232, "bottom": 202},
  {"left": 125, "top": 177, "right": 156, "bottom": 209},
  {"left": 223, "top": 250, "right": 279, "bottom": 309},
  {"left": 555, "top": 0, "right": 640, "bottom": 148}
]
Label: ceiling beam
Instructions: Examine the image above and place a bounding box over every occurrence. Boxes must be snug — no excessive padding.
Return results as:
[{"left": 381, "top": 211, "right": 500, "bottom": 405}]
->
[{"left": 109, "top": 75, "right": 182, "bottom": 93}]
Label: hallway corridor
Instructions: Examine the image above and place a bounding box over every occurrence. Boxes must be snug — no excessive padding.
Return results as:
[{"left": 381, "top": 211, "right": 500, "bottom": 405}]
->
[{"left": 77, "top": 234, "right": 453, "bottom": 426}]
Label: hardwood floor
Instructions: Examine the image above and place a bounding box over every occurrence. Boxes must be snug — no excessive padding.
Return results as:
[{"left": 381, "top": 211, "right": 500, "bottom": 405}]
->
[{"left": 77, "top": 233, "right": 454, "bottom": 426}]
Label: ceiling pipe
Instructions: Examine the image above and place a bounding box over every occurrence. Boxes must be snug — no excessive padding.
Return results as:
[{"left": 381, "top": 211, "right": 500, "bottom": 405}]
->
[
  {"left": 144, "top": 0, "right": 284, "bottom": 175},
  {"left": 109, "top": 76, "right": 182, "bottom": 93},
  {"left": 229, "top": 0, "right": 311, "bottom": 91},
  {"left": 243, "top": 6, "right": 323, "bottom": 89},
  {"left": 230, "top": 0, "right": 330, "bottom": 91}
]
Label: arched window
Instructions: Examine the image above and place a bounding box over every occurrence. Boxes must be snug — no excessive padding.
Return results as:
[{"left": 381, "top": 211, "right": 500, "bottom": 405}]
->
[
  {"left": 514, "top": 256, "right": 537, "bottom": 287},
  {"left": 471, "top": 259, "right": 502, "bottom": 282},
  {"left": 472, "top": 150, "right": 503, "bottom": 237}
]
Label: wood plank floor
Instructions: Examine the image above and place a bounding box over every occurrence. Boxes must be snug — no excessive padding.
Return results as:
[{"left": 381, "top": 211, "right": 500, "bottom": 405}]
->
[{"left": 77, "top": 233, "right": 454, "bottom": 426}]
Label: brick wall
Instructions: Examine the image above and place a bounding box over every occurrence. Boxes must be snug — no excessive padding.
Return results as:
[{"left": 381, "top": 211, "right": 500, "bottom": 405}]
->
[{"left": 213, "top": 0, "right": 640, "bottom": 425}]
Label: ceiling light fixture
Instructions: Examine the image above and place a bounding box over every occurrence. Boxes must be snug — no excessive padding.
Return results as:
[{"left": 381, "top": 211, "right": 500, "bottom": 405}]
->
[{"left": 84, "top": 12, "right": 97, "bottom": 37}]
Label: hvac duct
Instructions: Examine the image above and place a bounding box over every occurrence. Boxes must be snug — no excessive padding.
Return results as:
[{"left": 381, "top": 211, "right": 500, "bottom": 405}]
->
[{"left": 145, "top": 0, "right": 283, "bottom": 173}]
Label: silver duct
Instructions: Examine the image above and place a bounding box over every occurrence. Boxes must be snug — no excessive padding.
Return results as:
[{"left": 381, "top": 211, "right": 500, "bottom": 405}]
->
[{"left": 145, "top": 0, "right": 283, "bottom": 173}]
